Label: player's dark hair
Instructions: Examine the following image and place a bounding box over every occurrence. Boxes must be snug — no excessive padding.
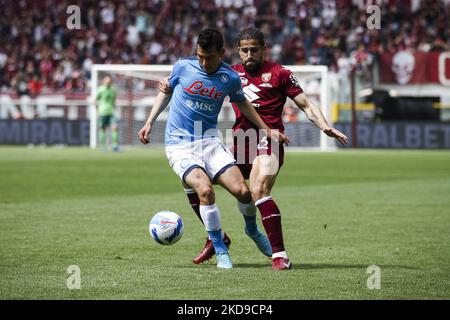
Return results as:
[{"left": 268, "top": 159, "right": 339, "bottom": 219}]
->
[
  {"left": 238, "top": 27, "right": 265, "bottom": 47},
  {"left": 197, "top": 28, "right": 224, "bottom": 52}
]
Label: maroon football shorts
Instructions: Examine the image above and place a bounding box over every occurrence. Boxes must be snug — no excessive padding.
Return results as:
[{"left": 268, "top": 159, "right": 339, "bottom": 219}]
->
[{"left": 231, "top": 134, "right": 284, "bottom": 179}]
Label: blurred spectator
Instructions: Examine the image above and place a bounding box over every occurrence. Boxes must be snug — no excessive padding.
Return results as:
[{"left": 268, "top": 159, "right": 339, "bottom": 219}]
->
[
  {"left": 100, "top": 2, "right": 115, "bottom": 36},
  {"left": 0, "top": 48, "right": 7, "bottom": 69},
  {"left": 282, "top": 105, "right": 299, "bottom": 123},
  {"left": 350, "top": 44, "right": 373, "bottom": 72},
  {"left": 65, "top": 70, "right": 85, "bottom": 92},
  {"left": 52, "top": 65, "right": 66, "bottom": 89},
  {"left": 28, "top": 74, "right": 43, "bottom": 97},
  {"left": 39, "top": 54, "right": 53, "bottom": 85},
  {"left": 350, "top": 43, "right": 373, "bottom": 85},
  {"left": 127, "top": 16, "right": 141, "bottom": 47},
  {"left": 11, "top": 73, "right": 30, "bottom": 97}
]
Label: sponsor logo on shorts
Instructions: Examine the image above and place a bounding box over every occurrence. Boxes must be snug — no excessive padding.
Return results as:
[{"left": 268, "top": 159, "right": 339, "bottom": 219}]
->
[{"left": 180, "top": 159, "right": 190, "bottom": 169}]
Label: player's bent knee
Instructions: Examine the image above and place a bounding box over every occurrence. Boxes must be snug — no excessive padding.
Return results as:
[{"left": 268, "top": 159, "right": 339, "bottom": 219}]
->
[
  {"left": 197, "top": 185, "right": 215, "bottom": 204},
  {"left": 251, "top": 185, "right": 270, "bottom": 202},
  {"left": 234, "top": 184, "right": 252, "bottom": 203}
]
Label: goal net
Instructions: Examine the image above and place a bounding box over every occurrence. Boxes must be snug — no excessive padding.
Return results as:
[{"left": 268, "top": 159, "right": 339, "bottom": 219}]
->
[{"left": 89, "top": 64, "right": 335, "bottom": 150}]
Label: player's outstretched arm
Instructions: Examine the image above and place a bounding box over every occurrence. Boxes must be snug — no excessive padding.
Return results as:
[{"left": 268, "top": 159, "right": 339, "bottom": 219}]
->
[
  {"left": 234, "top": 99, "right": 290, "bottom": 145},
  {"left": 293, "top": 93, "right": 348, "bottom": 145},
  {"left": 138, "top": 91, "right": 172, "bottom": 144}
]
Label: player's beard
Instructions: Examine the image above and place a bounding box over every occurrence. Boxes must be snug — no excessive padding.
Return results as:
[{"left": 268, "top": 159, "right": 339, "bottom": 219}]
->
[{"left": 244, "top": 60, "right": 263, "bottom": 73}]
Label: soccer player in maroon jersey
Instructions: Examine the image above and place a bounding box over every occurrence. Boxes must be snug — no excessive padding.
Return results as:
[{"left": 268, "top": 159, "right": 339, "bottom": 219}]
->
[
  {"left": 230, "top": 27, "right": 348, "bottom": 270},
  {"left": 160, "top": 27, "right": 348, "bottom": 270}
]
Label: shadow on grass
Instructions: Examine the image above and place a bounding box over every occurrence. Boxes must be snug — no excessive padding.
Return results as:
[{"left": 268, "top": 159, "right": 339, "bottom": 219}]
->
[
  {"left": 176, "top": 262, "right": 419, "bottom": 270},
  {"left": 232, "top": 263, "right": 271, "bottom": 269},
  {"left": 220, "top": 263, "right": 418, "bottom": 270},
  {"left": 298, "top": 263, "right": 419, "bottom": 270},
  {"left": 176, "top": 262, "right": 270, "bottom": 269}
]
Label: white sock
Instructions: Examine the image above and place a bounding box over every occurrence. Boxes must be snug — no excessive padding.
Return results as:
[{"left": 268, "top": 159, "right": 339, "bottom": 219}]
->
[
  {"left": 237, "top": 200, "right": 257, "bottom": 217},
  {"left": 199, "top": 204, "right": 222, "bottom": 231},
  {"left": 272, "top": 251, "right": 288, "bottom": 259},
  {"left": 255, "top": 196, "right": 272, "bottom": 206},
  {"left": 238, "top": 200, "right": 259, "bottom": 235}
]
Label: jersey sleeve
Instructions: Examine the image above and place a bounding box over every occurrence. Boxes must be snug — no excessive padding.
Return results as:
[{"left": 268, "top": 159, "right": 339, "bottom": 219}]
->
[
  {"left": 168, "top": 59, "right": 184, "bottom": 89},
  {"left": 228, "top": 74, "right": 246, "bottom": 102},
  {"left": 279, "top": 67, "right": 303, "bottom": 99}
]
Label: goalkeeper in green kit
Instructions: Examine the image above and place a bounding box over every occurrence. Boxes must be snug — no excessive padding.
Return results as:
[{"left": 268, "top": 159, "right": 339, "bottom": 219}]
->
[{"left": 96, "top": 75, "right": 119, "bottom": 151}]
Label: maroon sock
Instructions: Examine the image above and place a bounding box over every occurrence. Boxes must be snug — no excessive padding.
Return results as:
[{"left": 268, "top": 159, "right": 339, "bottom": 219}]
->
[
  {"left": 256, "top": 197, "right": 285, "bottom": 253},
  {"left": 185, "top": 189, "right": 204, "bottom": 225}
]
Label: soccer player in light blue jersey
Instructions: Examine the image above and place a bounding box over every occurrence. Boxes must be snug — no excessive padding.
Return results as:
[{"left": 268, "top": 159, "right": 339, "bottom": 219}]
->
[{"left": 138, "top": 28, "right": 289, "bottom": 269}]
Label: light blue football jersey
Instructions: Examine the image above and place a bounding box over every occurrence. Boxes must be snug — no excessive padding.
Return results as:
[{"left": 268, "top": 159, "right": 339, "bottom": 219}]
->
[{"left": 164, "top": 57, "right": 245, "bottom": 145}]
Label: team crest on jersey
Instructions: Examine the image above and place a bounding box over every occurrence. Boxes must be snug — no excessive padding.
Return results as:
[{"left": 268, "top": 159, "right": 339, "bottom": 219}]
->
[
  {"left": 219, "top": 73, "right": 229, "bottom": 84},
  {"left": 240, "top": 77, "right": 248, "bottom": 85},
  {"left": 262, "top": 73, "right": 272, "bottom": 82}
]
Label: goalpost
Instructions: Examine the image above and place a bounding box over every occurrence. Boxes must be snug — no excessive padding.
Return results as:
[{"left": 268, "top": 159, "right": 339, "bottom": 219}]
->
[{"left": 89, "top": 64, "right": 335, "bottom": 151}]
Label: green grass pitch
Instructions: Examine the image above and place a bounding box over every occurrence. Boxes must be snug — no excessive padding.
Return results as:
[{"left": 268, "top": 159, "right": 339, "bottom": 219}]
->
[{"left": 0, "top": 146, "right": 449, "bottom": 299}]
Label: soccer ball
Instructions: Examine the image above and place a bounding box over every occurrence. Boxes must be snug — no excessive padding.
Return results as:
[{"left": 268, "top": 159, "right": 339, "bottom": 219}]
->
[{"left": 149, "top": 211, "right": 184, "bottom": 245}]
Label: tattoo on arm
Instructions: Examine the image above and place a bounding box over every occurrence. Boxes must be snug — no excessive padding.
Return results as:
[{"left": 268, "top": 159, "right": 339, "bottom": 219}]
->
[
  {"left": 294, "top": 93, "right": 329, "bottom": 131},
  {"left": 306, "top": 106, "right": 328, "bottom": 131}
]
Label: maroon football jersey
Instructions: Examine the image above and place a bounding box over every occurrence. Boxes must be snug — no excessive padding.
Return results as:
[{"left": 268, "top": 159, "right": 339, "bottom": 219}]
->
[{"left": 231, "top": 61, "right": 303, "bottom": 133}]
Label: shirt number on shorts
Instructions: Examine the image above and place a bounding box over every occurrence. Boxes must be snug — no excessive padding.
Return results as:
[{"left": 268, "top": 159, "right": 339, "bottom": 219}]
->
[{"left": 257, "top": 136, "right": 269, "bottom": 150}]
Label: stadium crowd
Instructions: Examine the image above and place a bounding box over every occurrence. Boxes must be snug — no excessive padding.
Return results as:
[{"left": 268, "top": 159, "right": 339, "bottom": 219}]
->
[{"left": 0, "top": 0, "right": 449, "bottom": 94}]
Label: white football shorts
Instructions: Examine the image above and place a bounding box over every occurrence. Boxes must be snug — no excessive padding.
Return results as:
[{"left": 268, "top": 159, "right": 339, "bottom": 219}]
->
[{"left": 165, "top": 138, "right": 236, "bottom": 183}]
